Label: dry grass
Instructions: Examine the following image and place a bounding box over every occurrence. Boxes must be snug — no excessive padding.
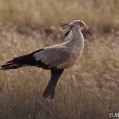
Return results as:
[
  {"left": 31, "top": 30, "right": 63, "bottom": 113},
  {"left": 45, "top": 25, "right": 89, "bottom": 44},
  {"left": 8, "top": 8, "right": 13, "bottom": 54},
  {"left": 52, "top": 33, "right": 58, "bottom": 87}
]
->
[
  {"left": 0, "top": 0, "right": 119, "bottom": 30},
  {"left": 0, "top": 26, "right": 119, "bottom": 119},
  {"left": 0, "top": 0, "right": 119, "bottom": 118}
]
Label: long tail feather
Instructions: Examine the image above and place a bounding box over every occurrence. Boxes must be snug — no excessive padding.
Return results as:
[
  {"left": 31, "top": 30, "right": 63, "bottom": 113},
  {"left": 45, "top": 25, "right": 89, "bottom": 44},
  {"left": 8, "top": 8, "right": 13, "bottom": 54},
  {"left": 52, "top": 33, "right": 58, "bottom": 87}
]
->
[
  {"left": 0, "top": 49, "right": 49, "bottom": 70},
  {"left": 0, "top": 55, "right": 29, "bottom": 70}
]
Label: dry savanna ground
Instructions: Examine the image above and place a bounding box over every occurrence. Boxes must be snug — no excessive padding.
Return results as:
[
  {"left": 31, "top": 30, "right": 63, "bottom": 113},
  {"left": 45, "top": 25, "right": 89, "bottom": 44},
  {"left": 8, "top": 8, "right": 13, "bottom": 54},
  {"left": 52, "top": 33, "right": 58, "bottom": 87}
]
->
[{"left": 0, "top": 0, "right": 119, "bottom": 119}]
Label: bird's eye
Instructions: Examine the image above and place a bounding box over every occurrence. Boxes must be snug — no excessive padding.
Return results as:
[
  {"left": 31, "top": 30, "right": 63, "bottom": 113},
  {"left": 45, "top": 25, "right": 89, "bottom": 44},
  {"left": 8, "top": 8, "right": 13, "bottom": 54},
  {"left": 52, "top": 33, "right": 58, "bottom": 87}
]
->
[{"left": 79, "top": 21, "right": 84, "bottom": 26}]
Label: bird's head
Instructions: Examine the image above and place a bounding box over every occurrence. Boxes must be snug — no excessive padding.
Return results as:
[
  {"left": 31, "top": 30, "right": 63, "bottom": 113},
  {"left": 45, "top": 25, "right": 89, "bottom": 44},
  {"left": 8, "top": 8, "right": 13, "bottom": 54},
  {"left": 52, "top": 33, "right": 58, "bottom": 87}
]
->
[
  {"left": 61, "top": 20, "right": 88, "bottom": 38},
  {"left": 70, "top": 20, "right": 88, "bottom": 30}
]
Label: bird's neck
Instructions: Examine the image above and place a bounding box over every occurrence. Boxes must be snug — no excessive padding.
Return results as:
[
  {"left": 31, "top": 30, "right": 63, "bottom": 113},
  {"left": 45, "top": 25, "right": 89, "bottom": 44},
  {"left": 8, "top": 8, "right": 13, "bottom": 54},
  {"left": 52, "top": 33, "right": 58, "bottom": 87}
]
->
[
  {"left": 71, "top": 26, "right": 81, "bottom": 35},
  {"left": 66, "top": 27, "right": 84, "bottom": 51}
]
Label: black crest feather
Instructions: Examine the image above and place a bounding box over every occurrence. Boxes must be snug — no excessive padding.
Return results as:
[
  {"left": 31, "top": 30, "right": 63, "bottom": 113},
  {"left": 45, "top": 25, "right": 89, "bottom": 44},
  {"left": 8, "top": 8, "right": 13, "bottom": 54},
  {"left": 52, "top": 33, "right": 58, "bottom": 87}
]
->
[{"left": 60, "top": 23, "right": 73, "bottom": 38}]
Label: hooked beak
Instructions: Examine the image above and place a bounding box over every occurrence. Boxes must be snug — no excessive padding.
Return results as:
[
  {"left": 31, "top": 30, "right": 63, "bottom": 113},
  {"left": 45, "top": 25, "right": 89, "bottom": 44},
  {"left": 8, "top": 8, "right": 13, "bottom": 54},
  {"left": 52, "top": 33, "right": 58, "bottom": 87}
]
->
[{"left": 84, "top": 24, "right": 88, "bottom": 30}]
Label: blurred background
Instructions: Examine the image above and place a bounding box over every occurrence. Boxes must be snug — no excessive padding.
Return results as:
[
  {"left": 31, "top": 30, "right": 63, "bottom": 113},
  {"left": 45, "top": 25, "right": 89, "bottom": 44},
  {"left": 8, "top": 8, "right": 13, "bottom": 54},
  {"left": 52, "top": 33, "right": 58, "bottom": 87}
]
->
[
  {"left": 0, "top": 0, "right": 119, "bottom": 30},
  {"left": 0, "top": 0, "right": 119, "bottom": 119}
]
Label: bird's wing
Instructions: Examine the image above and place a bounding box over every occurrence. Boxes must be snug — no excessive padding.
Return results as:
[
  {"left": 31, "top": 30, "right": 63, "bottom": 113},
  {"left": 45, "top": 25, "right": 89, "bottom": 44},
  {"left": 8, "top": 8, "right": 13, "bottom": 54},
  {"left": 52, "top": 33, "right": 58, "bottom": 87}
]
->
[{"left": 33, "top": 46, "right": 71, "bottom": 68}]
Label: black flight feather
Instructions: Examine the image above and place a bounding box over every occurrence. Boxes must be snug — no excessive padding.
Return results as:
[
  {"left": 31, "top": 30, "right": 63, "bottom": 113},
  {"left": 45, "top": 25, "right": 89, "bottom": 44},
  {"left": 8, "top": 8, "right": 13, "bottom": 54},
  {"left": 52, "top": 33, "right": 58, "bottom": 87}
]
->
[{"left": 0, "top": 49, "right": 50, "bottom": 70}]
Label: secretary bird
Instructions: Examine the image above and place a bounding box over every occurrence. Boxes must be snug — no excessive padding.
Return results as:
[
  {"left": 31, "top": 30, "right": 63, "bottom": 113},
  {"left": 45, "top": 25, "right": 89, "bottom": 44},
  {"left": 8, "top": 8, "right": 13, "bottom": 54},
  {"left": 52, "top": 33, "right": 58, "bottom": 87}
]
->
[{"left": 0, "top": 20, "right": 88, "bottom": 99}]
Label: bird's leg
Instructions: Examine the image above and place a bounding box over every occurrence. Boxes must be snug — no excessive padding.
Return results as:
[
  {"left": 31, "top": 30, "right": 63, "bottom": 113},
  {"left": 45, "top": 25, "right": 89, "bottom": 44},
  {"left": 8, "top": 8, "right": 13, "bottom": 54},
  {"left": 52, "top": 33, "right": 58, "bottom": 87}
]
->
[{"left": 43, "top": 68, "right": 64, "bottom": 99}]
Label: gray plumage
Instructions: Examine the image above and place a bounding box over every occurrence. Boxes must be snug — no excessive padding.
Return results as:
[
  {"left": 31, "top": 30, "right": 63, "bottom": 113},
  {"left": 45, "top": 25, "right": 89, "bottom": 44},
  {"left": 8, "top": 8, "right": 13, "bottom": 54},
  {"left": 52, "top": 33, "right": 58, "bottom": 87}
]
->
[
  {"left": 34, "top": 20, "right": 87, "bottom": 69},
  {"left": 0, "top": 20, "right": 88, "bottom": 99}
]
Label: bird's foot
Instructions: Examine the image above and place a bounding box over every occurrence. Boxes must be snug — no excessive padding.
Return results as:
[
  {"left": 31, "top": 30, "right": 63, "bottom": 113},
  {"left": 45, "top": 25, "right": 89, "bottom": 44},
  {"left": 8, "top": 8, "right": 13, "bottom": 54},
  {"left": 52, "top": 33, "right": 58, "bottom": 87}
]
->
[{"left": 42, "top": 88, "right": 55, "bottom": 99}]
